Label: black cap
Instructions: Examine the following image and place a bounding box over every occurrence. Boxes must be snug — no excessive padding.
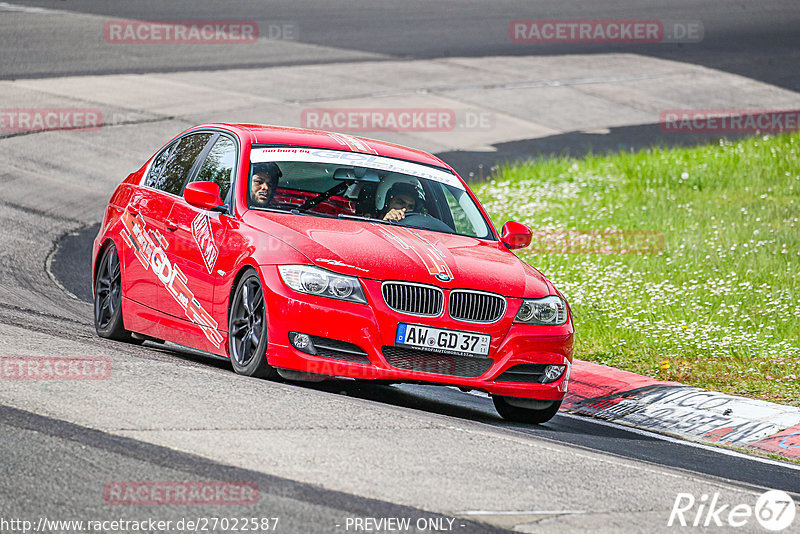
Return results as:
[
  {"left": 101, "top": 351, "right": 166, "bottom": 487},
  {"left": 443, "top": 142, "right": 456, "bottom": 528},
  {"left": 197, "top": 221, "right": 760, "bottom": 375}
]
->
[
  {"left": 252, "top": 162, "right": 282, "bottom": 180},
  {"left": 387, "top": 181, "right": 423, "bottom": 203}
]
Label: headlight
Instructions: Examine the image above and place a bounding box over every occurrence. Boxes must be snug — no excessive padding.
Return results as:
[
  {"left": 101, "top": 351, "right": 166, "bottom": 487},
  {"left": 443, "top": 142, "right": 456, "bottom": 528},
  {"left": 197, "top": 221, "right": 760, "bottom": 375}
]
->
[
  {"left": 278, "top": 265, "right": 367, "bottom": 304},
  {"left": 514, "top": 296, "right": 567, "bottom": 325}
]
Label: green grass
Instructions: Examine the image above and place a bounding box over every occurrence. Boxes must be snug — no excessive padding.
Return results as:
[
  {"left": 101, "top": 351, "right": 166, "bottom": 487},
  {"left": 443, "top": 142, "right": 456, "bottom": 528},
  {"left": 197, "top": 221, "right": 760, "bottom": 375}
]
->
[{"left": 474, "top": 133, "right": 800, "bottom": 406}]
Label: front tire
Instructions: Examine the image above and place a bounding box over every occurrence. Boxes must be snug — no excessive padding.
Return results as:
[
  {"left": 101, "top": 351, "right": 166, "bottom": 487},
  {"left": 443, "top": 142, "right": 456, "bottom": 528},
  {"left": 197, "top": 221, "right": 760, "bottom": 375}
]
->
[
  {"left": 228, "top": 270, "right": 277, "bottom": 379},
  {"left": 94, "top": 243, "right": 140, "bottom": 343},
  {"left": 493, "top": 396, "right": 562, "bottom": 424}
]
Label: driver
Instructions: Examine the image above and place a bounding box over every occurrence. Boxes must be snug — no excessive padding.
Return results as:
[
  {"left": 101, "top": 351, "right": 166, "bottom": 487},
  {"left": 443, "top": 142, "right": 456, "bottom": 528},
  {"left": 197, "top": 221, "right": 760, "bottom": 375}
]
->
[
  {"left": 380, "top": 182, "right": 422, "bottom": 221},
  {"left": 250, "top": 162, "right": 282, "bottom": 207}
]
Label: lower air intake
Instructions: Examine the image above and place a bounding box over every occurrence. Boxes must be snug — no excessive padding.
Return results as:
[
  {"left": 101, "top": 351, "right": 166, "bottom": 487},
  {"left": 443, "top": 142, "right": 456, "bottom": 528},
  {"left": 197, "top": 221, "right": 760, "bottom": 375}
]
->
[
  {"left": 495, "top": 364, "right": 548, "bottom": 383},
  {"left": 382, "top": 346, "right": 493, "bottom": 378},
  {"left": 310, "top": 336, "right": 371, "bottom": 365}
]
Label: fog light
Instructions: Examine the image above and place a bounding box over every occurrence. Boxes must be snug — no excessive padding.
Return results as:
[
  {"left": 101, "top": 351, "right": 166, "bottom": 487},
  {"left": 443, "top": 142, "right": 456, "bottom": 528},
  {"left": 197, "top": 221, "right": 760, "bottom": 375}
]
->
[
  {"left": 543, "top": 364, "right": 566, "bottom": 383},
  {"left": 290, "top": 332, "right": 315, "bottom": 354}
]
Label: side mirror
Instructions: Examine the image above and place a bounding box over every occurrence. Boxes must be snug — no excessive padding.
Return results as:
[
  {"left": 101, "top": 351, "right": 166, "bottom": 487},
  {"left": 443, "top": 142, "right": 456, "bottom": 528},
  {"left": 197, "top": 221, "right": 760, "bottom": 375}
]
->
[
  {"left": 184, "top": 181, "right": 226, "bottom": 212},
  {"left": 500, "top": 221, "right": 532, "bottom": 250}
]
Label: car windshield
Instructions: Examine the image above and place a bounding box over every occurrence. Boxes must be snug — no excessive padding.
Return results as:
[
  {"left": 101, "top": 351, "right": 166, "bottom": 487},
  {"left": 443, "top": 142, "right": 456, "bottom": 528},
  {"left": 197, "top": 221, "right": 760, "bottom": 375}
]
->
[{"left": 248, "top": 147, "right": 493, "bottom": 239}]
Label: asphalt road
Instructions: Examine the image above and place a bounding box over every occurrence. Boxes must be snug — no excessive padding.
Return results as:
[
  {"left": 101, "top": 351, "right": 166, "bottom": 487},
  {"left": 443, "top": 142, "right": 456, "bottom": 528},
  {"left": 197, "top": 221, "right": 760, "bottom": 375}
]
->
[
  {"left": 3, "top": 0, "right": 800, "bottom": 92},
  {"left": 49, "top": 221, "right": 800, "bottom": 497},
  {"left": 1, "top": 405, "right": 505, "bottom": 534},
  {"left": 2, "top": 0, "right": 796, "bottom": 177},
  {"left": 2, "top": 1, "right": 800, "bottom": 532}
]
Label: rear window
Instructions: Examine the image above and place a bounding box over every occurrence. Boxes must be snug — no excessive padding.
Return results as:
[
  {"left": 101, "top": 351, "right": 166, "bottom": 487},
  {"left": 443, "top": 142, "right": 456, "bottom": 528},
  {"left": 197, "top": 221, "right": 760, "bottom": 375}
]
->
[{"left": 144, "top": 133, "right": 212, "bottom": 195}]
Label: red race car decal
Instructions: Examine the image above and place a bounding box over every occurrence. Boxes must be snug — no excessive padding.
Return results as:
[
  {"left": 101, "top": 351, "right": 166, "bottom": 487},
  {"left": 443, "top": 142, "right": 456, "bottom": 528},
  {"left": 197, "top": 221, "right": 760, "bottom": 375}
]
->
[
  {"left": 191, "top": 212, "right": 219, "bottom": 274},
  {"left": 120, "top": 211, "right": 224, "bottom": 347},
  {"left": 377, "top": 226, "right": 454, "bottom": 281},
  {"left": 315, "top": 258, "right": 370, "bottom": 273},
  {"left": 326, "top": 131, "right": 379, "bottom": 154}
]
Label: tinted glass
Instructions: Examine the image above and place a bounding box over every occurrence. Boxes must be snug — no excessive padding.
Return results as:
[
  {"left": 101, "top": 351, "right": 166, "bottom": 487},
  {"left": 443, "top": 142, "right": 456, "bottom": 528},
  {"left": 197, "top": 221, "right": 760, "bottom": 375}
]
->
[
  {"left": 442, "top": 186, "right": 483, "bottom": 236},
  {"left": 149, "top": 133, "right": 212, "bottom": 195},
  {"left": 246, "top": 160, "right": 492, "bottom": 239},
  {"left": 144, "top": 141, "right": 176, "bottom": 188},
  {"left": 195, "top": 136, "right": 236, "bottom": 203}
]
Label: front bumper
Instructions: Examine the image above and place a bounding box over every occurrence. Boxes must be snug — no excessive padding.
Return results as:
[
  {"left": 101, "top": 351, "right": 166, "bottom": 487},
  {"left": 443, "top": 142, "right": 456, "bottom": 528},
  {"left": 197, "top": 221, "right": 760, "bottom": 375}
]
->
[{"left": 260, "top": 265, "right": 573, "bottom": 400}]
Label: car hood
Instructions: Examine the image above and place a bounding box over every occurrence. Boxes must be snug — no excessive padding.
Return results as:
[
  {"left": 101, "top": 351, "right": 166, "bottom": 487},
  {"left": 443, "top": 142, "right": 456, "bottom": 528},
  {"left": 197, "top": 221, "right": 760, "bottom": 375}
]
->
[{"left": 245, "top": 211, "right": 552, "bottom": 297}]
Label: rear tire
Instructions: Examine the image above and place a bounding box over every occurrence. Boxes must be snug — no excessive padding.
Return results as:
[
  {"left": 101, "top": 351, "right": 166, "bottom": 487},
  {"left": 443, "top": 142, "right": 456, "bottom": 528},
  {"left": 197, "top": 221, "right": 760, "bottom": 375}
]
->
[
  {"left": 94, "top": 243, "right": 141, "bottom": 343},
  {"left": 228, "top": 270, "right": 277, "bottom": 379},
  {"left": 493, "top": 396, "right": 562, "bottom": 424}
]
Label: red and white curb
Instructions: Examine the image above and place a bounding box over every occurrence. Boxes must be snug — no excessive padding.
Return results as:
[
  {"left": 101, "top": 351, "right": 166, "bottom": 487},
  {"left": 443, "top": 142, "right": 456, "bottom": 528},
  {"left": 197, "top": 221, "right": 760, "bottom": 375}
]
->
[{"left": 563, "top": 360, "right": 800, "bottom": 461}]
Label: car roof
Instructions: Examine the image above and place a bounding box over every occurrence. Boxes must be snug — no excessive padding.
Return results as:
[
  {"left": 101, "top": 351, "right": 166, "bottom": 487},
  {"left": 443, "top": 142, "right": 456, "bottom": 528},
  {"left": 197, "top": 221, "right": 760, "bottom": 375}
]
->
[{"left": 193, "top": 123, "right": 456, "bottom": 173}]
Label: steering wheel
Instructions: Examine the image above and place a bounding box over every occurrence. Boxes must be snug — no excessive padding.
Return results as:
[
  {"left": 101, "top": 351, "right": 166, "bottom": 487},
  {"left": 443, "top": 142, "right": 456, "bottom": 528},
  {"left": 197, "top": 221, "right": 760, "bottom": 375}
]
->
[{"left": 395, "top": 212, "right": 454, "bottom": 233}]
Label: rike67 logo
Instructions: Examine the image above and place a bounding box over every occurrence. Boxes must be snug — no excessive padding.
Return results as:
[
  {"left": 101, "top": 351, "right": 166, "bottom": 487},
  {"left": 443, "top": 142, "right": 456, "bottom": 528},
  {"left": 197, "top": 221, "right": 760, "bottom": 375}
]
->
[{"left": 668, "top": 490, "right": 796, "bottom": 531}]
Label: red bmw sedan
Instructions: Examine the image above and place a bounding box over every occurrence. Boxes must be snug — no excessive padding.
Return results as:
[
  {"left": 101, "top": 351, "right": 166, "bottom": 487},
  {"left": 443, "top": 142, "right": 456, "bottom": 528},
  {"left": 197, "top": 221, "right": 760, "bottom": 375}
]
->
[{"left": 93, "top": 124, "right": 573, "bottom": 423}]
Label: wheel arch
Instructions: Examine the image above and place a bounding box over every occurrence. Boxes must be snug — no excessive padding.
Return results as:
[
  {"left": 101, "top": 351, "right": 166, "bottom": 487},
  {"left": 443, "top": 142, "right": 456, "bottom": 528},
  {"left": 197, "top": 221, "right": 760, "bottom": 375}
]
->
[
  {"left": 226, "top": 261, "right": 264, "bottom": 341},
  {"left": 226, "top": 261, "right": 277, "bottom": 378},
  {"left": 93, "top": 236, "right": 121, "bottom": 295},
  {"left": 227, "top": 263, "right": 261, "bottom": 313},
  {"left": 93, "top": 235, "right": 141, "bottom": 342}
]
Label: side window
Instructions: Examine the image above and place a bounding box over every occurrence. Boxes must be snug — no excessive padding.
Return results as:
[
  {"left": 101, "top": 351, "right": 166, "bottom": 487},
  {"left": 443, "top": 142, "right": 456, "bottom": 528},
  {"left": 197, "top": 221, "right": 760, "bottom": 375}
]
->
[
  {"left": 144, "top": 141, "right": 176, "bottom": 188},
  {"left": 147, "top": 133, "right": 212, "bottom": 195},
  {"left": 194, "top": 136, "right": 236, "bottom": 204},
  {"left": 442, "top": 187, "right": 476, "bottom": 236}
]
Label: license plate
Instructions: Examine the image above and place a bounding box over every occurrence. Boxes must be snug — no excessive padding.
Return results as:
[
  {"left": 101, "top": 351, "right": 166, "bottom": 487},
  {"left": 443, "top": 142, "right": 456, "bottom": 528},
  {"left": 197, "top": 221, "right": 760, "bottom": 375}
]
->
[{"left": 395, "top": 323, "right": 490, "bottom": 357}]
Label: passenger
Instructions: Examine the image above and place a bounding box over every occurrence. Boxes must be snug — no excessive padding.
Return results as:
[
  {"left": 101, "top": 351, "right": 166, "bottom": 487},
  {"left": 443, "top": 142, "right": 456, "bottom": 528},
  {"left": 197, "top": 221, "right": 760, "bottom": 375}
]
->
[{"left": 249, "top": 163, "right": 282, "bottom": 207}]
